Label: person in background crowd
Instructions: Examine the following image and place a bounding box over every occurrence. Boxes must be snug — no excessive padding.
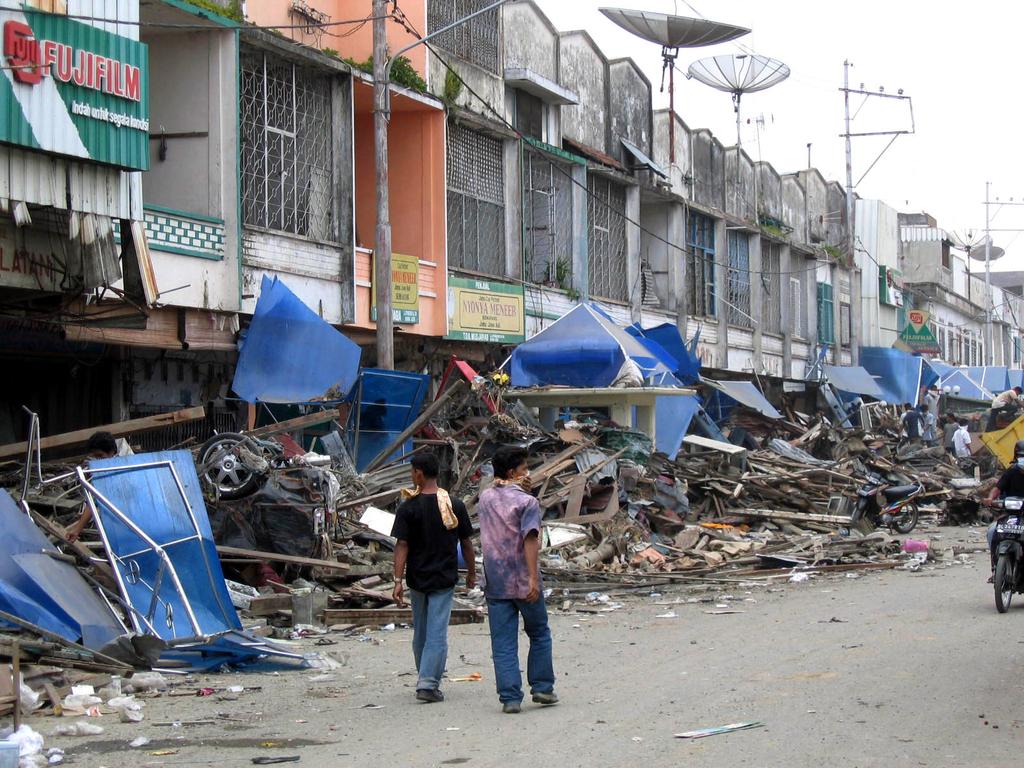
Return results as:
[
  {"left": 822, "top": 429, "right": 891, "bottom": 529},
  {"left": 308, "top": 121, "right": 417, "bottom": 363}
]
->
[
  {"left": 953, "top": 418, "right": 972, "bottom": 460},
  {"left": 988, "top": 386, "right": 1024, "bottom": 430},
  {"left": 924, "top": 384, "right": 941, "bottom": 416},
  {"left": 391, "top": 452, "right": 476, "bottom": 704},
  {"left": 65, "top": 432, "right": 118, "bottom": 543},
  {"left": 942, "top": 411, "right": 960, "bottom": 455},
  {"left": 901, "top": 403, "right": 922, "bottom": 441},
  {"left": 477, "top": 446, "right": 557, "bottom": 714},
  {"left": 920, "top": 403, "right": 937, "bottom": 446}
]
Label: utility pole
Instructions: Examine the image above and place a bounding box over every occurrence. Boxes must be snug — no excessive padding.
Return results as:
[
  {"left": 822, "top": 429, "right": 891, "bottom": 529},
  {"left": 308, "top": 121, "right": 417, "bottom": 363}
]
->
[
  {"left": 373, "top": 0, "right": 394, "bottom": 370},
  {"left": 843, "top": 60, "right": 855, "bottom": 265},
  {"left": 984, "top": 180, "right": 993, "bottom": 366}
]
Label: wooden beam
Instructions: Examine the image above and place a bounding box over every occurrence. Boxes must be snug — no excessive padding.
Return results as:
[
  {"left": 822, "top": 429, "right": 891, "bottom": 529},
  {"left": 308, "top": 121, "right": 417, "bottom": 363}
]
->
[
  {"left": 726, "top": 508, "right": 853, "bottom": 525},
  {"left": 322, "top": 607, "right": 483, "bottom": 627},
  {"left": 364, "top": 380, "right": 468, "bottom": 473},
  {"left": 247, "top": 408, "right": 342, "bottom": 439},
  {"left": 215, "top": 545, "right": 350, "bottom": 571},
  {"left": 0, "top": 406, "right": 206, "bottom": 460}
]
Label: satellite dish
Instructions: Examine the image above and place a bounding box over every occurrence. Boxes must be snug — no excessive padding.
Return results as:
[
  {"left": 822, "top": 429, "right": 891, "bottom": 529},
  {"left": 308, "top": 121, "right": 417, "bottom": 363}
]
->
[
  {"left": 969, "top": 237, "right": 1005, "bottom": 262},
  {"left": 687, "top": 54, "right": 790, "bottom": 97},
  {"left": 599, "top": 8, "right": 750, "bottom": 165},
  {"left": 599, "top": 8, "right": 750, "bottom": 48},
  {"left": 686, "top": 54, "right": 789, "bottom": 212}
]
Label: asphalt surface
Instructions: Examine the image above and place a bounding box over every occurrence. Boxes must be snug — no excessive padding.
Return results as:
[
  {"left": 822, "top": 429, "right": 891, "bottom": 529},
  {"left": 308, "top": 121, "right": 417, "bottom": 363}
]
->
[{"left": 45, "top": 524, "right": 1024, "bottom": 768}]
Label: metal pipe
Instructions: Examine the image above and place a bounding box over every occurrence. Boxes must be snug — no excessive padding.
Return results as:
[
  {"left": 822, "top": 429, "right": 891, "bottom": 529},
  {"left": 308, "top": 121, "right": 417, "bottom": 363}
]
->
[{"left": 985, "top": 180, "right": 993, "bottom": 365}]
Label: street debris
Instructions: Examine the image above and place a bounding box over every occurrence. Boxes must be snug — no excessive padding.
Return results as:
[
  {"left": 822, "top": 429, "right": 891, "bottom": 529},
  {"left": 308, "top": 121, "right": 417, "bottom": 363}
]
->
[{"left": 675, "top": 721, "right": 766, "bottom": 739}]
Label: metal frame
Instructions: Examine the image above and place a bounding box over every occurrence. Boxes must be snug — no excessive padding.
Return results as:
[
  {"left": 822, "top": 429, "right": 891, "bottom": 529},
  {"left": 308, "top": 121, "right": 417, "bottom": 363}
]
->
[
  {"left": 446, "top": 121, "right": 506, "bottom": 275},
  {"left": 587, "top": 175, "right": 628, "bottom": 303},
  {"left": 75, "top": 460, "right": 233, "bottom": 639},
  {"left": 687, "top": 210, "right": 716, "bottom": 318}
]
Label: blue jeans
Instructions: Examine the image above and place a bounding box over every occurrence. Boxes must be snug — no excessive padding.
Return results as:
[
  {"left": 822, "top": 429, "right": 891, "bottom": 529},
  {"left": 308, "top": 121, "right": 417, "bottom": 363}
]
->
[
  {"left": 409, "top": 587, "right": 454, "bottom": 691},
  {"left": 486, "top": 597, "right": 555, "bottom": 704}
]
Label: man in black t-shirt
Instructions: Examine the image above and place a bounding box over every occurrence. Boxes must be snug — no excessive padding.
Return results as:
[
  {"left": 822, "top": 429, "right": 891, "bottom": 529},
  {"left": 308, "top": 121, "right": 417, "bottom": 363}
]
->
[
  {"left": 984, "top": 440, "right": 1024, "bottom": 580},
  {"left": 391, "top": 452, "right": 475, "bottom": 703}
]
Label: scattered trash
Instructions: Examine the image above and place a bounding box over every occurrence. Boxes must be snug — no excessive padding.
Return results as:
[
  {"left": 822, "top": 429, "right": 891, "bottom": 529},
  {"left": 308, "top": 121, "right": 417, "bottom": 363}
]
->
[
  {"left": 675, "top": 721, "right": 765, "bottom": 739},
  {"left": 51, "top": 721, "right": 103, "bottom": 737},
  {"left": 449, "top": 673, "right": 482, "bottom": 683},
  {"left": 129, "top": 736, "right": 151, "bottom": 749}
]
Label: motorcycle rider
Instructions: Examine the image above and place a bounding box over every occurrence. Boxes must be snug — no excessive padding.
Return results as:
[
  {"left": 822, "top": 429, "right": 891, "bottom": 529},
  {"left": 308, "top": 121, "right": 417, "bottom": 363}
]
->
[{"left": 984, "top": 439, "right": 1024, "bottom": 581}]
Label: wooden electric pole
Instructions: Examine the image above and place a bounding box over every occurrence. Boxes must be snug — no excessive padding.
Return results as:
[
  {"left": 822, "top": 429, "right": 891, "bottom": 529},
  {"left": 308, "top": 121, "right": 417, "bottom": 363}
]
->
[{"left": 372, "top": 0, "right": 394, "bottom": 369}]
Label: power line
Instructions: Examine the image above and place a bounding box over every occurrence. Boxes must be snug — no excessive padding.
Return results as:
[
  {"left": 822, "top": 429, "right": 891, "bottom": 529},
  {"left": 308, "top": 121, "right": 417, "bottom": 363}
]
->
[{"left": 391, "top": 5, "right": 827, "bottom": 282}]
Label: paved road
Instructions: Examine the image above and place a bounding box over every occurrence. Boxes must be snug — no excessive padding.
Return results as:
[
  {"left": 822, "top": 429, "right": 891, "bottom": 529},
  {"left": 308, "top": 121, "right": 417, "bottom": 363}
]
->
[{"left": 61, "top": 526, "right": 1024, "bottom": 768}]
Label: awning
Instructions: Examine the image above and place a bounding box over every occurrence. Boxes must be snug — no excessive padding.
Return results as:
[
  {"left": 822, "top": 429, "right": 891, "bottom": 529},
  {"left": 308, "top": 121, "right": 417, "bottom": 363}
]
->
[
  {"left": 704, "top": 379, "right": 782, "bottom": 420},
  {"left": 504, "top": 67, "right": 579, "bottom": 105},
  {"left": 620, "top": 137, "right": 668, "bottom": 179},
  {"left": 823, "top": 365, "right": 883, "bottom": 398}
]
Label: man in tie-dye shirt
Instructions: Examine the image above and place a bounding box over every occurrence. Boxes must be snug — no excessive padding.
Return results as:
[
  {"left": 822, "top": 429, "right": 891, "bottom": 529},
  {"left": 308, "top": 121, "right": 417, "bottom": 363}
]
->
[{"left": 477, "top": 446, "right": 557, "bottom": 714}]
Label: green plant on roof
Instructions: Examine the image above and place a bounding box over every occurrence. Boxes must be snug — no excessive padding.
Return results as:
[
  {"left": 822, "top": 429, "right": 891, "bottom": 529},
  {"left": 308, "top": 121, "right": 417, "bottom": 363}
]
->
[{"left": 343, "top": 55, "right": 427, "bottom": 93}]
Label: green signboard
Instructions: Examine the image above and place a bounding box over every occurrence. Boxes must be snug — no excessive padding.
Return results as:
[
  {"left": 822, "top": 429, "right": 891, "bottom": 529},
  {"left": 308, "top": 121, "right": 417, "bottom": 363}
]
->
[
  {"left": 0, "top": 9, "right": 149, "bottom": 170},
  {"left": 898, "top": 308, "right": 940, "bottom": 354},
  {"left": 446, "top": 276, "right": 525, "bottom": 344}
]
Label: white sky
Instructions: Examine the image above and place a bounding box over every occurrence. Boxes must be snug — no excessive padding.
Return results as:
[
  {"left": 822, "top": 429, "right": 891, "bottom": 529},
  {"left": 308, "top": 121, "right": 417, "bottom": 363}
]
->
[{"left": 534, "top": 0, "right": 1024, "bottom": 270}]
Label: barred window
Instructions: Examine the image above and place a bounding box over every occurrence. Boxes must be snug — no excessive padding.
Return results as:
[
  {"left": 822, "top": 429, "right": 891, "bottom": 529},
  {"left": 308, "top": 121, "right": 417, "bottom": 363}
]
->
[
  {"left": 726, "top": 230, "right": 751, "bottom": 328},
  {"left": 587, "top": 175, "right": 628, "bottom": 303},
  {"left": 760, "top": 239, "right": 782, "bottom": 335},
  {"left": 428, "top": 0, "right": 500, "bottom": 74},
  {"left": 840, "top": 301, "right": 851, "bottom": 346},
  {"left": 446, "top": 123, "right": 505, "bottom": 276},
  {"left": 240, "top": 50, "right": 333, "bottom": 239},
  {"left": 686, "top": 211, "right": 716, "bottom": 318},
  {"left": 524, "top": 148, "right": 573, "bottom": 288},
  {"left": 817, "top": 282, "right": 835, "bottom": 345}
]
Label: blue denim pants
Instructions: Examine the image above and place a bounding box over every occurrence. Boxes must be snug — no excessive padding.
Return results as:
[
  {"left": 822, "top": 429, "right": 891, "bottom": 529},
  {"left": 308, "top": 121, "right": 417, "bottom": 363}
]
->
[
  {"left": 486, "top": 597, "right": 555, "bottom": 704},
  {"left": 409, "top": 587, "right": 454, "bottom": 691}
]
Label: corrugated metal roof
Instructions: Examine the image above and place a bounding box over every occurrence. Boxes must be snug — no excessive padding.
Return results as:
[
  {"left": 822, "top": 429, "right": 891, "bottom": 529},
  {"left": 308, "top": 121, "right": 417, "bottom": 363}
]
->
[{"left": 900, "top": 226, "right": 948, "bottom": 243}]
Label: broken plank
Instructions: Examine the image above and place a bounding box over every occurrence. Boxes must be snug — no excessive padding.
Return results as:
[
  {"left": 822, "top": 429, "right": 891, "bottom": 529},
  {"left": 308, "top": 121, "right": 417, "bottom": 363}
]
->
[
  {"left": 247, "top": 409, "right": 342, "bottom": 439},
  {"left": 0, "top": 406, "right": 206, "bottom": 459},
  {"left": 215, "top": 546, "right": 350, "bottom": 571},
  {"left": 727, "top": 508, "right": 853, "bottom": 525},
  {"left": 364, "top": 381, "right": 468, "bottom": 473},
  {"left": 322, "top": 608, "right": 483, "bottom": 627}
]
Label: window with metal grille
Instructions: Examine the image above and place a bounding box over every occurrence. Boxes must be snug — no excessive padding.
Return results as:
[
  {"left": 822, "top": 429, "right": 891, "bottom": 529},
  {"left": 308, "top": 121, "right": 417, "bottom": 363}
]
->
[
  {"left": 840, "top": 301, "right": 851, "bottom": 346},
  {"left": 587, "top": 175, "right": 628, "bottom": 303},
  {"left": 523, "top": 147, "right": 573, "bottom": 288},
  {"left": 686, "top": 211, "right": 716, "bottom": 317},
  {"left": 817, "top": 282, "right": 835, "bottom": 345},
  {"left": 427, "top": 0, "right": 500, "bottom": 74},
  {"left": 760, "top": 240, "right": 782, "bottom": 335},
  {"left": 240, "top": 49, "right": 333, "bottom": 239},
  {"left": 446, "top": 122, "right": 505, "bottom": 276},
  {"left": 789, "top": 276, "right": 803, "bottom": 339},
  {"left": 726, "top": 230, "right": 751, "bottom": 328}
]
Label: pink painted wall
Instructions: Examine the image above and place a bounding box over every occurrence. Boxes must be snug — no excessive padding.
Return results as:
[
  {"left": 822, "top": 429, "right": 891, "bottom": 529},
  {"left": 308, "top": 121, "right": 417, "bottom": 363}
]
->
[{"left": 246, "top": 0, "right": 428, "bottom": 77}]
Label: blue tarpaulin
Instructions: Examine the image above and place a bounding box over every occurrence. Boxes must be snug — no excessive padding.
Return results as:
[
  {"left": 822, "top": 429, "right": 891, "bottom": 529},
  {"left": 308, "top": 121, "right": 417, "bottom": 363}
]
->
[
  {"left": 655, "top": 394, "right": 700, "bottom": 459},
  {"left": 233, "top": 277, "right": 362, "bottom": 403},
  {"left": 859, "top": 347, "right": 930, "bottom": 406},
  {"left": 704, "top": 379, "right": 782, "bottom": 419},
  {"left": 347, "top": 369, "right": 431, "bottom": 472},
  {"left": 963, "top": 366, "right": 1010, "bottom": 396},
  {"left": 1010, "top": 370, "right": 1024, "bottom": 390},
  {"left": 625, "top": 323, "right": 701, "bottom": 384},
  {"left": 0, "top": 491, "right": 123, "bottom": 649},
  {"left": 511, "top": 304, "right": 674, "bottom": 388},
  {"left": 823, "top": 365, "right": 884, "bottom": 399},
  {"left": 939, "top": 370, "right": 993, "bottom": 402}
]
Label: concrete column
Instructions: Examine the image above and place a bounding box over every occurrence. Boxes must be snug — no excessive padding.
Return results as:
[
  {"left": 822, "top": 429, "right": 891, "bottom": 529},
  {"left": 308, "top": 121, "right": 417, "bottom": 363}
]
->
[
  {"left": 780, "top": 244, "right": 793, "bottom": 376},
  {"left": 669, "top": 202, "right": 686, "bottom": 325},
  {"left": 749, "top": 232, "right": 763, "bottom": 372},
  {"left": 851, "top": 266, "right": 862, "bottom": 364},
  {"left": 714, "top": 217, "right": 729, "bottom": 370},
  {"left": 625, "top": 184, "right": 642, "bottom": 322},
  {"left": 572, "top": 163, "right": 589, "bottom": 300},
  {"left": 503, "top": 139, "right": 522, "bottom": 279}
]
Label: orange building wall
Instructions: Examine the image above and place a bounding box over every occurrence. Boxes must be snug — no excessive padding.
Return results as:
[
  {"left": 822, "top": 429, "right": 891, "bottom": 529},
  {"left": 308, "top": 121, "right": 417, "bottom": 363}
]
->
[
  {"left": 246, "top": 0, "right": 428, "bottom": 78},
  {"left": 351, "top": 95, "right": 447, "bottom": 337}
]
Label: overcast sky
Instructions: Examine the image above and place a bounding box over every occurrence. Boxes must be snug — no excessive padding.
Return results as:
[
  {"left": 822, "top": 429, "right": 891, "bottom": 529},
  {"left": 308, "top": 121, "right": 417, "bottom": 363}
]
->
[{"left": 534, "top": 0, "right": 1024, "bottom": 270}]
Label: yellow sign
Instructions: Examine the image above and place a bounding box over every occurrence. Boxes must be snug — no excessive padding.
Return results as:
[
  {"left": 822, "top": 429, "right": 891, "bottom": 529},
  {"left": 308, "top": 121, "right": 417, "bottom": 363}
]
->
[
  {"left": 446, "top": 276, "right": 525, "bottom": 343},
  {"left": 371, "top": 253, "right": 420, "bottom": 324}
]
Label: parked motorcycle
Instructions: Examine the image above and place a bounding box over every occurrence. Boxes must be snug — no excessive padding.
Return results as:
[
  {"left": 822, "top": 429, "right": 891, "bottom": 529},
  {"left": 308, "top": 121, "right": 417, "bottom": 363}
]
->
[
  {"left": 850, "top": 475, "right": 923, "bottom": 534},
  {"left": 991, "top": 497, "right": 1024, "bottom": 613}
]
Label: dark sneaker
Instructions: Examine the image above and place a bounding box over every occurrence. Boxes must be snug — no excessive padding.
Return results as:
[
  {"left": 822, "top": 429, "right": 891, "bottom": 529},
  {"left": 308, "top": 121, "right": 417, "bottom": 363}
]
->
[
  {"left": 416, "top": 688, "right": 444, "bottom": 703},
  {"left": 502, "top": 701, "right": 521, "bottom": 714},
  {"left": 531, "top": 691, "right": 559, "bottom": 706}
]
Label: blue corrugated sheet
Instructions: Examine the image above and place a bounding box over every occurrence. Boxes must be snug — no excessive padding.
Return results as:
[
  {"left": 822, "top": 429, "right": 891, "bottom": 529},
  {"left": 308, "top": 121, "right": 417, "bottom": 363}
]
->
[
  {"left": 625, "top": 323, "right": 701, "bottom": 384},
  {"left": 859, "top": 347, "right": 928, "bottom": 406},
  {"left": 347, "top": 369, "right": 431, "bottom": 472},
  {"left": 939, "top": 370, "right": 993, "bottom": 402},
  {"left": 0, "top": 490, "right": 123, "bottom": 649},
  {"left": 233, "top": 276, "right": 362, "bottom": 403}
]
